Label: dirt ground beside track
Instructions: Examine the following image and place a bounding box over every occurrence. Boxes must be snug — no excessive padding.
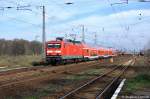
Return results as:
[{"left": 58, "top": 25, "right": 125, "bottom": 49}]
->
[
  {"left": 0, "top": 56, "right": 132, "bottom": 99},
  {"left": 118, "top": 56, "right": 150, "bottom": 99}
]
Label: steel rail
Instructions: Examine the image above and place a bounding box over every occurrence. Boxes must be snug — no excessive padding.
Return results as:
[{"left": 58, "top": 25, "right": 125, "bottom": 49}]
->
[
  {"left": 59, "top": 65, "right": 123, "bottom": 99},
  {"left": 0, "top": 66, "right": 48, "bottom": 76},
  {"left": 0, "top": 61, "right": 98, "bottom": 76},
  {"left": 95, "top": 64, "right": 129, "bottom": 99},
  {"left": 0, "top": 62, "right": 101, "bottom": 88}
]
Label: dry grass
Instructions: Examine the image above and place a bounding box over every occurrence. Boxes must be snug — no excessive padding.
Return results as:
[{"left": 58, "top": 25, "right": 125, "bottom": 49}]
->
[
  {"left": 0, "top": 55, "right": 42, "bottom": 68},
  {"left": 124, "top": 73, "right": 150, "bottom": 92}
]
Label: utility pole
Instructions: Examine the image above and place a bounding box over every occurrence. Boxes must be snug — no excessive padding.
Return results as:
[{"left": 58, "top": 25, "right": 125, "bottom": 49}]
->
[
  {"left": 94, "top": 32, "right": 97, "bottom": 45},
  {"left": 81, "top": 25, "right": 85, "bottom": 43},
  {"left": 42, "top": 6, "right": 46, "bottom": 61}
]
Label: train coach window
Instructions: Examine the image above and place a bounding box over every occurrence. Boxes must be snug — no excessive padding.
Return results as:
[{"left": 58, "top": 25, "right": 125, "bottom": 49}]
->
[
  {"left": 47, "top": 44, "right": 61, "bottom": 48},
  {"left": 87, "top": 50, "right": 89, "bottom": 53}
]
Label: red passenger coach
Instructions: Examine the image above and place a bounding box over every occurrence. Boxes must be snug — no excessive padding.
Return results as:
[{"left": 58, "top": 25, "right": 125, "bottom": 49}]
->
[
  {"left": 98, "top": 48, "right": 106, "bottom": 58},
  {"left": 82, "top": 45, "right": 99, "bottom": 60},
  {"left": 108, "top": 48, "right": 114, "bottom": 57},
  {"left": 98, "top": 48, "right": 115, "bottom": 58},
  {"left": 82, "top": 47, "right": 90, "bottom": 60},
  {"left": 89, "top": 48, "right": 99, "bottom": 60}
]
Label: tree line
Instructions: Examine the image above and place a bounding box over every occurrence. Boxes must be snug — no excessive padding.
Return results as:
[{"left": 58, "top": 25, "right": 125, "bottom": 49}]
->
[{"left": 0, "top": 39, "right": 42, "bottom": 56}]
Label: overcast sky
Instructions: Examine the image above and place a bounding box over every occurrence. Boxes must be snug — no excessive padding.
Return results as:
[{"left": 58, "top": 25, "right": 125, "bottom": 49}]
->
[{"left": 0, "top": 0, "right": 150, "bottom": 51}]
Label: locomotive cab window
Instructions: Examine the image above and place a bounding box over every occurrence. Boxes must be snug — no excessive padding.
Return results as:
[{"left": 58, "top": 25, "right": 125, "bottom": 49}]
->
[{"left": 47, "top": 43, "right": 61, "bottom": 48}]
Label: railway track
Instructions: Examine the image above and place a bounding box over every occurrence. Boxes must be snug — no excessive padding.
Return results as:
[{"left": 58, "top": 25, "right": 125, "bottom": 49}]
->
[
  {"left": 59, "top": 59, "right": 134, "bottom": 99},
  {"left": 0, "top": 61, "right": 101, "bottom": 88},
  {"left": 0, "top": 56, "right": 131, "bottom": 77},
  {"left": 0, "top": 66, "right": 50, "bottom": 76},
  {"left": 0, "top": 61, "right": 100, "bottom": 77}
]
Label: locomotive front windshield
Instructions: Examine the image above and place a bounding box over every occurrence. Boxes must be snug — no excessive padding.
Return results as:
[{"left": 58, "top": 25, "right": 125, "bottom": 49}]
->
[{"left": 47, "top": 43, "right": 61, "bottom": 48}]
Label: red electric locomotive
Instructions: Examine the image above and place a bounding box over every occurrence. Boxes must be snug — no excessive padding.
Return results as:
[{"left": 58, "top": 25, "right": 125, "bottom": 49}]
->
[{"left": 46, "top": 37, "right": 84, "bottom": 64}]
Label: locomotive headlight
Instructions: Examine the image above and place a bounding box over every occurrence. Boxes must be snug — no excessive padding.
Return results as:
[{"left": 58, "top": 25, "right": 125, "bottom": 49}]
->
[
  {"left": 55, "top": 50, "right": 61, "bottom": 53},
  {"left": 47, "top": 50, "right": 53, "bottom": 53}
]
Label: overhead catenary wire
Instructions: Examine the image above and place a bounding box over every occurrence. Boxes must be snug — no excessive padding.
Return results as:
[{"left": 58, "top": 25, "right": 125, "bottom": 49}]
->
[
  {"left": 106, "top": 0, "right": 150, "bottom": 51},
  {"left": 108, "top": 0, "right": 131, "bottom": 49},
  {"left": 3, "top": 0, "right": 117, "bottom": 44},
  {"left": 0, "top": 0, "right": 149, "bottom": 50},
  {"left": 0, "top": 9, "right": 51, "bottom": 37},
  {"left": 106, "top": 0, "right": 128, "bottom": 34},
  {"left": 0, "top": 2, "right": 41, "bottom": 27},
  {"left": 106, "top": 1, "right": 128, "bottom": 50},
  {"left": 0, "top": 0, "right": 80, "bottom": 43},
  {"left": 0, "top": 1, "right": 58, "bottom": 35},
  {"left": 1, "top": 0, "right": 55, "bottom": 21}
]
